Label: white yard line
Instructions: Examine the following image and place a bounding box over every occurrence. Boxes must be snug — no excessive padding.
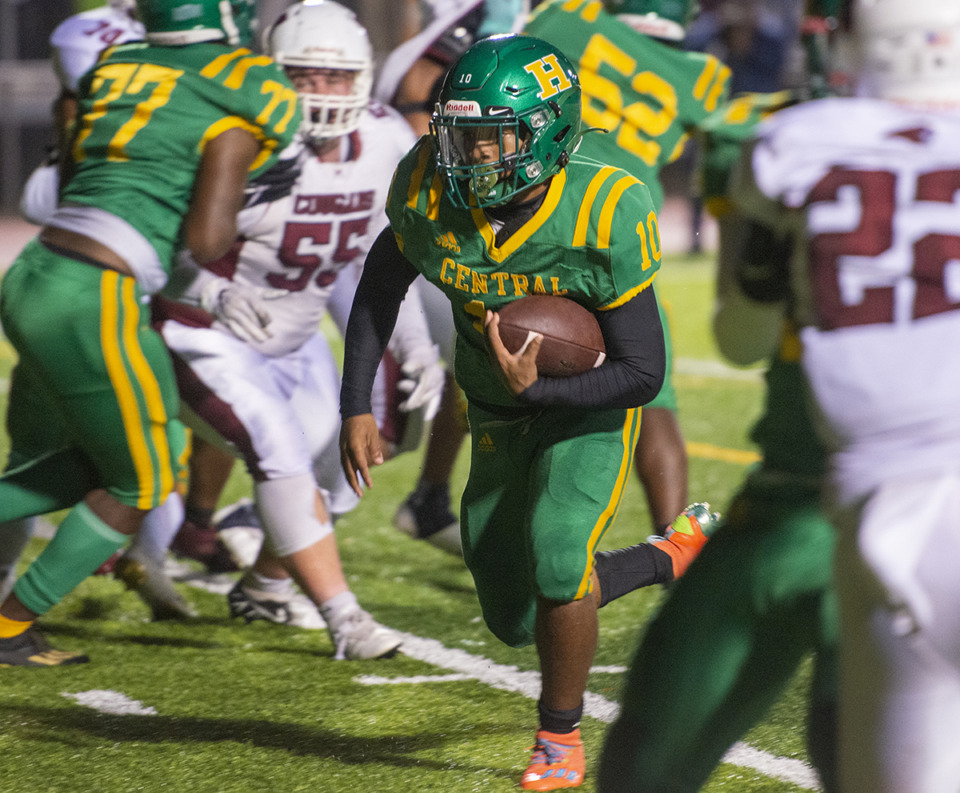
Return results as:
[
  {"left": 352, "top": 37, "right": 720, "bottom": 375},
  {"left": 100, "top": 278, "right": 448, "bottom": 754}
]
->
[
  {"left": 358, "top": 632, "right": 821, "bottom": 791},
  {"left": 59, "top": 574, "right": 820, "bottom": 790},
  {"left": 674, "top": 356, "right": 764, "bottom": 381},
  {"left": 61, "top": 690, "right": 157, "bottom": 716}
]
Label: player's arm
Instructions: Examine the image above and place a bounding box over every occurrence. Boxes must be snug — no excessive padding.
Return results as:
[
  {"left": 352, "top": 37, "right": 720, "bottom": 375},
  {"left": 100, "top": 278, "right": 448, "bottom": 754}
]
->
[
  {"left": 712, "top": 140, "right": 792, "bottom": 365},
  {"left": 164, "top": 128, "right": 287, "bottom": 343},
  {"left": 487, "top": 179, "right": 667, "bottom": 408},
  {"left": 339, "top": 226, "right": 421, "bottom": 495},
  {"left": 21, "top": 88, "right": 79, "bottom": 224},
  {"left": 182, "top": 127, "right": 262, "bottom": 263},
  {"left": 502, "top": 285, "right": 666, "bottom": 409},
  {"left": 713, "top": 214, "right": 791, "bottom": 366},
  {"left": 330, "top": 239, "right": 443, "bottom": 416}
]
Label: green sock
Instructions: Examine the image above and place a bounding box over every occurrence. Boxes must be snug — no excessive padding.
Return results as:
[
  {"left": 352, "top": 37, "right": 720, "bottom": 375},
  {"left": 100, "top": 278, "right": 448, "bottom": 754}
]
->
[{"left": 14, "top": 501, "right": 127, "bottom": 616}]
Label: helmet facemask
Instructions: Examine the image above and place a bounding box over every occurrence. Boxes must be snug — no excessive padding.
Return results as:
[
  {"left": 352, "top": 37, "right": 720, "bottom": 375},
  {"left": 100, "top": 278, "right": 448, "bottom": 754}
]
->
[
  {"left": 264, "top": 1, "right": 373, "bottom": 145},
  {"left": 287, "top": 66, "right": 373, "bottom": 146},
  {"left": 434, "top": 109, "right": 550, "bottom": 208}
]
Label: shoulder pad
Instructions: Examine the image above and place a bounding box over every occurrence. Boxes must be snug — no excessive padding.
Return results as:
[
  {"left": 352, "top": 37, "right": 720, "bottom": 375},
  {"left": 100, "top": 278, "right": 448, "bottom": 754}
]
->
[{"left": 244, "top": 151, "right": 301, "bottom": 208}]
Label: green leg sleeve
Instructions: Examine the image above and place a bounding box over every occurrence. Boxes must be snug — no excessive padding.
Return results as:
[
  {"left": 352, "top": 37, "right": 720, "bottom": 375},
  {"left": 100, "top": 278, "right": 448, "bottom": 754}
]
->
[
  {"left": 13, "top": 501, "right": 126, "bottom": 616},
  {"left": 0, "top": 447, "right": 98, "bottom": 522}
]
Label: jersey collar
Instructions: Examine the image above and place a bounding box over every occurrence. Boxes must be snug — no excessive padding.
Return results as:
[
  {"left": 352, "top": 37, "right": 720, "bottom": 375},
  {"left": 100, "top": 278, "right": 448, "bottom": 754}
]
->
[{"left": 470, "top": 169, "right": 567, "bottom": 263}]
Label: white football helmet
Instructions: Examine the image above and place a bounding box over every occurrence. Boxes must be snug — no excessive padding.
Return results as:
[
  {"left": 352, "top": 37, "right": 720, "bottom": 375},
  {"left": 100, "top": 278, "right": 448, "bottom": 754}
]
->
[
  {"left": 263, "top": 0, "right": 373, "bottom": 144},
  {"left": 854, "top": 0, "right": 960, "bottom": 107}
]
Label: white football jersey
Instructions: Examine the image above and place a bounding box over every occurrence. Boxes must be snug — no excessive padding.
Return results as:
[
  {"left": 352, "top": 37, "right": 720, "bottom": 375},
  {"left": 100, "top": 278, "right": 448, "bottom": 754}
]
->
[
  {"left": 50, "top": 6, "right": 144, "bottom": 93},
  {"left": 218, "top": 102, "right": 416, "bottom": 357},
  {"left": 738, "top": 97, "right": 960, "bottom": 502}
]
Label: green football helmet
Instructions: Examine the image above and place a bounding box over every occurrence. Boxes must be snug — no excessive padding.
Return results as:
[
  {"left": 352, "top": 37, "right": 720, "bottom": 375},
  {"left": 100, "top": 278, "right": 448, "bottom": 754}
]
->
[
  {"left": 431, "top": 34, "right": 582, "bottom": 209},
  {"left": 604, "top": 0, "right": 698, "bottom": 41},
  {"left": 136, "top": 0, "right": 256, "bottom": 46}
]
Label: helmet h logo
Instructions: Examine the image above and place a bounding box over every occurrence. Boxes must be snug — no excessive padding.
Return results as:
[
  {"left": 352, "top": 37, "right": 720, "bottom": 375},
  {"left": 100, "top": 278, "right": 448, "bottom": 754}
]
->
[{"left": 523, "top": 55, "right": 572, "bottom": 100}]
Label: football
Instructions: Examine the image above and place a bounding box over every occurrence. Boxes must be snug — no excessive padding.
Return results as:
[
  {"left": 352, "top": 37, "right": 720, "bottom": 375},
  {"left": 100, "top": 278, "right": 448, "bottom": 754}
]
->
[{"left": 496, "top": 295, "right": 606, "bottom": 377}]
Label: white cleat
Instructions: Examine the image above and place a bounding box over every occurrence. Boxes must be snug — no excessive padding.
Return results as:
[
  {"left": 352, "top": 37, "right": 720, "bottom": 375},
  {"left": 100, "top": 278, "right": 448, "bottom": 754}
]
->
[
  {"left": 115, "top": 548, "right": 198, "bottom": 621},
  {"left": 326, "top": 606, "right": 402, "bottom": 660}
]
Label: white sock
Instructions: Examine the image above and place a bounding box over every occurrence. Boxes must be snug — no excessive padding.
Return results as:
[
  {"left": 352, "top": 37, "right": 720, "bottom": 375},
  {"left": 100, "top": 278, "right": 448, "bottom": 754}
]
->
[
  {"left": 135, "top": 492, "right": 185, "bottom": 563},
  {"left": 243, "top": 570, "right": 295, "bottom": 597}
]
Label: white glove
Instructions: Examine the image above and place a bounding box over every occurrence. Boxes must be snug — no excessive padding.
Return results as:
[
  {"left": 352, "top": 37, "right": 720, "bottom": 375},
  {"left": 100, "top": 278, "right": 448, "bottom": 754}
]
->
[
  {"left": 200, "top": 277, "right": 287, "bottom": 343},
  {"left": 397, "top": 344, "right": 444, "bottom": 420}
]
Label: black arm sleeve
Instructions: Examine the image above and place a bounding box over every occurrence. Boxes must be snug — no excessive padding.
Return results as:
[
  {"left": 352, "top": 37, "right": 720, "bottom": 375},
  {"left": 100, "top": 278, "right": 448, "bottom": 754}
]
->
[
  {"left": 339, "top": 226, "right": 420, "bottom": 419},
  {"left": 520, "top": 283, "right": 665, "bottom": 409}
]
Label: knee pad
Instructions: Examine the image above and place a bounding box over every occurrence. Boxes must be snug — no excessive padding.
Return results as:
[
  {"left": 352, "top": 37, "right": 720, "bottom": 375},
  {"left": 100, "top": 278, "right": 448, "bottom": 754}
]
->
[{"left": 255, "top": 474, "right": 333, "bottom": 557}]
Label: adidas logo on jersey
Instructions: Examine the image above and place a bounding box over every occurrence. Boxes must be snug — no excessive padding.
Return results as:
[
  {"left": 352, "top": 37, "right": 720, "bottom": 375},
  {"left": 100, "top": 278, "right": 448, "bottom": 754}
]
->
[
  {"left": 435, "top": 232, "right": 460, "bottom": 253},
  {"left": 478, "top": 433, "right": 496, "bottom": 453}
]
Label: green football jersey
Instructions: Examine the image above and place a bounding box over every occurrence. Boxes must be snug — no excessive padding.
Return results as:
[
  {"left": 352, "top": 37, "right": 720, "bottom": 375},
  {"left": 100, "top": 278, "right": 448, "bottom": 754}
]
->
[
  {"left": 387, "top": 136, "right": 662, "bottom": 409},
  {"left": 62, "top": 41, "right": 300, "bottom": 273},
  {"left": 525, "top": 0, "right": 731, "bottom": 210}
]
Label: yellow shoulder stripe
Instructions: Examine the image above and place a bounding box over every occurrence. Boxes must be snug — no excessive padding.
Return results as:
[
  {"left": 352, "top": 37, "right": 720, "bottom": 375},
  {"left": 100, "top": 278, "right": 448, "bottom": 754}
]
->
[
  {"left": 426, "top": 172, "right": 443, "bottom": 221},
  {"left": 597, "top": 175, "right": 642, "bottom": 250},
  {"left": 573, "top": 166, "right": 618, "bottom": 247},
  {"left": 402, "top": 143, "right": 442, "bottom": 220},
  {"left": 407, "top": 143, "right": 433, "bottom": 210},
  {"left": 692, "top": 55, "right": 731, "bottom": 113},
  {"left": 198, "top": 116, "right": 277, "bottom": 172}
]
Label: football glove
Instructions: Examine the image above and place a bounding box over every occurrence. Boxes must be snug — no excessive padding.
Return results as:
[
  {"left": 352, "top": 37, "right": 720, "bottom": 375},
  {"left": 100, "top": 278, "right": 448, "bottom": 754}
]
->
[
  {"left": 201, "top": 277, "right": 287, "bottom": 344},
  {"left": 397, "top": 344, "right": 444, "bottom": 420}
]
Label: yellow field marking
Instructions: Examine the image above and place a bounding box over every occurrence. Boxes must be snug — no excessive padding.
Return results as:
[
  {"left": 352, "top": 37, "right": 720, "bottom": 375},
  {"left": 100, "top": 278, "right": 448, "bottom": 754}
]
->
[{"left": 686, "top": 441, "right": 761, "bottom": 465}]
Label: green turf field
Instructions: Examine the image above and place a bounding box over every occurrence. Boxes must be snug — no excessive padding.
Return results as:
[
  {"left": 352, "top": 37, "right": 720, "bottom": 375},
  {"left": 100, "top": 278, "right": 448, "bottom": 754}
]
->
[{"left": 0, "top": 252, "right": 823, "bottom": 793}]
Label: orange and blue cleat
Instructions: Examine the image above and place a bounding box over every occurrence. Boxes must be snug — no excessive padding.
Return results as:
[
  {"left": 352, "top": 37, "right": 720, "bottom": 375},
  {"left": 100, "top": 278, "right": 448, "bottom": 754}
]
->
[{"left": 521, "top": 728, "right": 585, "bottom": 790}]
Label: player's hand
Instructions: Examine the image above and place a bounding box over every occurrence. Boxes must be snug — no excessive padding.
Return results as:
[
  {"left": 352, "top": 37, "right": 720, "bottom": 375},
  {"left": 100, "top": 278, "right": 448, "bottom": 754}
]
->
[
  {"left": 485, "top": 310, "right": 541, "bottom": 395},
  {"left": 397, "top": 344, "right": 444, "bottom": 420},
  {"left": 339, "top": 413, "right": 383, "bottom": 498},
  {"left": 201, "top": 278, "right": 287, "bottom": 343}
]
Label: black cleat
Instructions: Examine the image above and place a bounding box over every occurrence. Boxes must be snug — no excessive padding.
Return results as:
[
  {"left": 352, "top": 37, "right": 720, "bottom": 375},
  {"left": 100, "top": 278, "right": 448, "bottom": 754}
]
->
[
  {"left": 0, "top": 628, "right": 89, "bottom": 667},
  {"left": 393, "top": 486, "right": 462, "bottom": 556}
]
